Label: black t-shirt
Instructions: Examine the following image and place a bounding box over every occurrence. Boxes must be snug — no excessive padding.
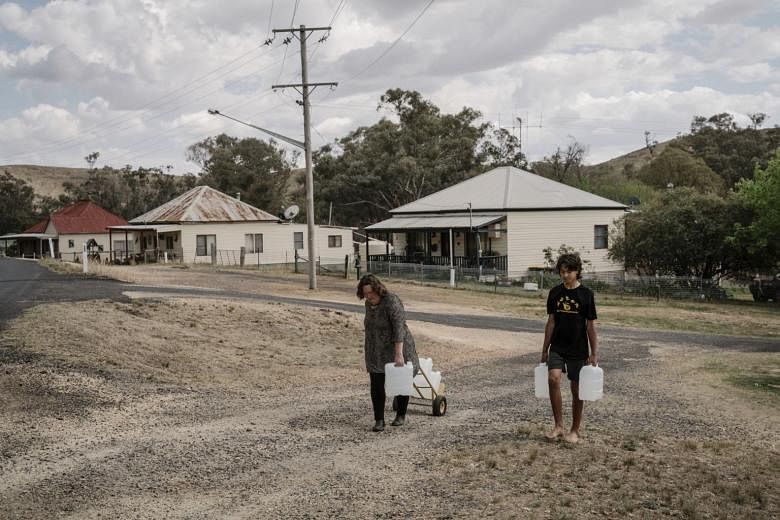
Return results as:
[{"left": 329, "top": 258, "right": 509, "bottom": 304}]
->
[{"left": 546, "top": 283, "right": 597, "bottom": 359}]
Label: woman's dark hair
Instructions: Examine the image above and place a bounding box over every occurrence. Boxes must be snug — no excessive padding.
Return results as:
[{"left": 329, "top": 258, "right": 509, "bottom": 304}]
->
[
  {"left": 356, "top": 274, "right": 388, "bottom": 299},
  {"left": 555, "top": 253, "right": 583, "bottom": 280}
]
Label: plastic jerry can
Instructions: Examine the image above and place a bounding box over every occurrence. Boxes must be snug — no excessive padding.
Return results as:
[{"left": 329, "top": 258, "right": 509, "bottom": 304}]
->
[
  {"left": 579, "top": 365, "right": 604, "bottom": 401},
  {"left": 384, "top": 362, "right": 414, "bottom": 396},
  {"left": 534, "top": 363, "right": 549, "bottom": 398},
  {"left": 414, "top": 370, "right": 442, "bottom": 399}
]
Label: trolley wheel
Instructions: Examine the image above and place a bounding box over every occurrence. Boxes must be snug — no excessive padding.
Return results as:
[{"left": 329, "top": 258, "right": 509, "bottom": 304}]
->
[
  {"left": 392, "top": 396, "right": 399, "bottom": 411},
  {"left": 432, "top": 395, "right": 447, "bottom": 416}
]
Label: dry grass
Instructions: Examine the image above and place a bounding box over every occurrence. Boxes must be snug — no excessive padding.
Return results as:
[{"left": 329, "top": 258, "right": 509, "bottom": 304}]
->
[
  {"left": 2, "top": 164, "right": 91, "bottom": 199},
  {"left": 42, "top": 258, "right": 142, "bottom": 283},
  {"left": 2, "top": 298, "right": 367, "bottom": 391},
  {"left": 1, "top": 293, "right": 778, "bottom": 518},
  {"left": 439, "top": 432, "right": 778, "bottom": 519},
  {"left": 42, "top": 261, "right": 780, "bottom": 338}
]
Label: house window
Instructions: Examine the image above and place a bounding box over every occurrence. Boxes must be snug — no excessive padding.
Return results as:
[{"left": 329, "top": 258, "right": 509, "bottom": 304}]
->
[
  {"left": 594, "top": 225, "right": 608, "bottom": 249},
  {"left": 68, "top": 239, "right": 74, "bottom": 248},
  {"left": 196, "top": 234, "right": 216, "bottom": 256},
  {"left": 245, "top": 233, "right": 263, "bottom": 253},
  {"left": 294, "top": 231, "right": 304, "bottom": 250},
  {"left": 328, "top": 235, "right": 342, "bottom": 248}
]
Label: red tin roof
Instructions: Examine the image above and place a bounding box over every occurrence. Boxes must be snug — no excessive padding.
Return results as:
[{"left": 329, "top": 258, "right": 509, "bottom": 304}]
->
[
  {"left": 23, "top": 200, "right": 128, "bottom": 234},
  {"left": 25, "top": 219, "right": 49, "bottom": 233}
]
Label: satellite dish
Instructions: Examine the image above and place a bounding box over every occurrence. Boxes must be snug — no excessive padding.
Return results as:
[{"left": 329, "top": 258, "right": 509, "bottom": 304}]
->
[{"left": 283, "top": 205, "right": 299, "bottom": 220}]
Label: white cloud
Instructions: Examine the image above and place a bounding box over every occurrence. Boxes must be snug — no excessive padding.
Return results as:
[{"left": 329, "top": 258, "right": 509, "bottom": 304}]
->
[
  {"left": 315, "top": 116, "right": 353, "bottom": 137},
  {"left": 76, "top": 97, "right": 111, "bottom": 119},
  {"left": 727, "top": 62, "right": 775, "bottom": 83},
  {"left": 0, "top": 0, "right": 775, "bottom": 173},
  {"left": 0, "top": 103, "right": 79, "bottom": 145}
]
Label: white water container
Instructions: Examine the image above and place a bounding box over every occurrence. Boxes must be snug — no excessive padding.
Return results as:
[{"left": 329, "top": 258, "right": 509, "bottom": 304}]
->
[
  {"left": 579, "top": 365, "right": 604, "bottom": 401},
  {"left": 384, "top": 362, "right": 414, "bottom": 396},
  {"left": 414, "top": 370, "right": 442, "bottom": 399},
  {"left": 418, "top": 357, "right": 434, "bottom": 376},
  {"left": 534, "top": 363, "right": 549, "bottom": 398}
]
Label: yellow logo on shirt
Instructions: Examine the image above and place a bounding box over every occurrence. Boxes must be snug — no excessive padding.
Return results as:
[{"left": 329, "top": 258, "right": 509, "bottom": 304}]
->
[{"left": 557, "top": 295, "right": 580, "bottom": 314}]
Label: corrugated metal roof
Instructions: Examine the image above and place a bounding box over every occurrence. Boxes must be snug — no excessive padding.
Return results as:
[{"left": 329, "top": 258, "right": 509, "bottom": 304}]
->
[
  {"left": 367, "top": 214, "right": 505, "bottom": 230},
  {"left": 25, "top": 219, "right": 49, "bottom": 233},
  {"left": 23, "top": 200, "right": 128, "bottom": 234},
  {"left": 108, "top": 224, "right": 181, "bottom": 232},
  {"left": 130, "top": 185, "right": 280, "bottom": 223},
  {"left": 0, "top": 233, "right": 57, "bottom": 239},
  {"left": 391, "top": 166, "right": 627, "bottom": 214}
]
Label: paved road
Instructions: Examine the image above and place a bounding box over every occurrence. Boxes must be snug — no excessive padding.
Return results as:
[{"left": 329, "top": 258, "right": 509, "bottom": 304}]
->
[
  {"left": 1, "top": 257, "right": 777, "bottom": 352},
  {"left": 0, "top": 257, "right": 129, "bottom": 328},
  {"left": 124, "top": 286, "right": 780, "bottom": 353}
]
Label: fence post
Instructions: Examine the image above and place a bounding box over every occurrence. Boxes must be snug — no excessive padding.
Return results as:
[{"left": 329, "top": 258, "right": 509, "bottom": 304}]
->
[
  {"left": 210, "top": 244, "right": 216, "bottom": 265},
  {"left": 344, "top": 255, "right": 349, "bottom": 279},
  {"left": 240, "top": 246, "right": 246, "bottom": 267},
  {"left": 294, "top": 250, "right": 299, "bottom": 273}
]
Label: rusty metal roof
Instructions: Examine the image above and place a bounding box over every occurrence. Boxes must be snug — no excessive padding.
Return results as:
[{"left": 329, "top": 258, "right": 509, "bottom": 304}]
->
[
  {"left": 24, "top": 200, "right": 127, "bottom": 234},
  {"left": 130, "top": 185, "right": 280, "bottom": 224}
]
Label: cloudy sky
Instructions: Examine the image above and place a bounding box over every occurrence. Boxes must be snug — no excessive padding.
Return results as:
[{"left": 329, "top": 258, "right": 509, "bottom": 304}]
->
[{"left": 0, "top": 0, "right": 778, "bottom": 174}]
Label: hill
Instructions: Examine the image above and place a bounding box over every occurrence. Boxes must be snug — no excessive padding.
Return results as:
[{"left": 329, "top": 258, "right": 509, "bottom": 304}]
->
[
  {"left": 2, "top": 164, "right": 91, "bottom": 200},
  {"left": 585, "top": 139, "right": 671, "bottom": 177},
  {"left": 3, "top": 164, "right": 307, "bottom": 205}
]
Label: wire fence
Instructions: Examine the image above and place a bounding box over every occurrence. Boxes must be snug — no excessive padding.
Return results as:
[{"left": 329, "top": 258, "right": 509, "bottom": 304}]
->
[
  {"left": 363, "top": 262, "right": 733, "bottom": 301},
  {"left": 187, "top": 252, "right": 736, "bottom": 302},
  {"left": 209, "top": 250, "right": 354, "bottom": 278}
]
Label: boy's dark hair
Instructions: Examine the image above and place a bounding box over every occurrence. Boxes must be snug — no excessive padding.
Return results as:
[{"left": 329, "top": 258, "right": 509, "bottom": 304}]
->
[
  {"left": 356, "top": 274, "right": 388, "bottom": 299},
  {"left": 555, "top": 253, "right": 583, "bottom": 280}
]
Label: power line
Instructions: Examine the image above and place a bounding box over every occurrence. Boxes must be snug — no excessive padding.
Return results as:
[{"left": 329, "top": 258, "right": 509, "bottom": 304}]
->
[
  {"left": 349, "top": 0, "right": 434, "bottom": 80},
  {"left": 309, "top": 0, "right": 347, "bottom": 63},
  {"left": 276, "top": 0, "right": 301, "bottom": 83},
  {"left": 328, "top": 0, "right": 347, "bottom": 26},
  {"left": 5, "top": 43, "right": 283, "bottom": 162},
  {"left": 266, "top": 0, "right": 275, "bottom": 36},
  {"left": 8, "top": 49, "right": 298, "bottom": 163},
  {"left": 101, "top": 91, "right": 284, "bottom": 165},
  {"left": 88, "top": 63, "right": 305, "bottom": 167}
]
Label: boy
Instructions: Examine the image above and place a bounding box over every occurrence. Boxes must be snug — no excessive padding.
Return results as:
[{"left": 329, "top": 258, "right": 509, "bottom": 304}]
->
[{"left": 540, "top": 253, "right": 599, "bottom": 443}]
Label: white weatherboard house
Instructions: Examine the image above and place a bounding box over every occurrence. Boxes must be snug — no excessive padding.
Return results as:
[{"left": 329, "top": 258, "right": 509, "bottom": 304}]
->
[
  {"left": 109, "top": 185, "right": 353, "bottom": 265},
  {"left": 365, "top": 166, "right": 628, "bottom": 278}
]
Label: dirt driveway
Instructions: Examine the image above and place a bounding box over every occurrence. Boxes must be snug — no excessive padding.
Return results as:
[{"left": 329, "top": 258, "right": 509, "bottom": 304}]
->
[{"left": 0, "top": 265, "right": 778, "bottom": 519}]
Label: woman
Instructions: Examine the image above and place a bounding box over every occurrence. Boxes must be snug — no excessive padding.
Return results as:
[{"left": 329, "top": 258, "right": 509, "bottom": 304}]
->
[{"left": 357, "top": 274, "right": 419, "bottom": 432}]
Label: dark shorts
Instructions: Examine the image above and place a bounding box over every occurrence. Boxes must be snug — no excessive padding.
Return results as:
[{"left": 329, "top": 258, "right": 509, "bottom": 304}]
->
[{"left": 548, "top": 350, "right": 587, "bottom": 383}]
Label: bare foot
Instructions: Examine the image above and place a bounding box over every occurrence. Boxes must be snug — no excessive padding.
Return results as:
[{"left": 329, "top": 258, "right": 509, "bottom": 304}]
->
[
  {"left": 563, "top": 431, "right": 579, "bottom": 444},
  {"left": 545, "top": 427, "right": 564, "bottom": 440}
]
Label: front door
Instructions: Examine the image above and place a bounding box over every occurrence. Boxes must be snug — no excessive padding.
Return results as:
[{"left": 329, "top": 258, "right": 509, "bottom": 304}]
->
[{"left": 439, "top": 232, "right": 450, "bottom": 259}]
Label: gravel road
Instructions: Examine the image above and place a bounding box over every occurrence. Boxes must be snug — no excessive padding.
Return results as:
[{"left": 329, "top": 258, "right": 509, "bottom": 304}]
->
[{"left": 0, "top": 260, "right": 777, "bottom": 518}]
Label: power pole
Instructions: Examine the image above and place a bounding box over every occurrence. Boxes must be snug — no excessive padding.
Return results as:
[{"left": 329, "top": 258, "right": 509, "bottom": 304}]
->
[{"left": 273, "top": 25, "right": 337, "bottom": 290}]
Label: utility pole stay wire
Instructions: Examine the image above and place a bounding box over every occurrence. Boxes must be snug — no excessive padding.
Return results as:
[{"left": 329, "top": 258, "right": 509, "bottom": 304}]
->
[{"left": 349, "top": 0, "right": 435, "bottom": 80}]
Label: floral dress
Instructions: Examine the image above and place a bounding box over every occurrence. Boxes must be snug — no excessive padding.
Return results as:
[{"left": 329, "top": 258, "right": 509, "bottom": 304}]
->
[{"left": 363, "top": 292, "right": 419, "bottom": 374}]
